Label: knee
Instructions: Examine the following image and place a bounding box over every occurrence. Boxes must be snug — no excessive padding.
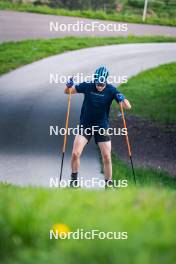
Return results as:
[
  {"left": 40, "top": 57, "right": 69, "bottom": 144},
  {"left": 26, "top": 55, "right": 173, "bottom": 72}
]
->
[
  {"left": 72, "top": 151, "right": 81, "bottom": 160},
  {"left": 102, "top": 153, "right": 111, "bottom": 164}
]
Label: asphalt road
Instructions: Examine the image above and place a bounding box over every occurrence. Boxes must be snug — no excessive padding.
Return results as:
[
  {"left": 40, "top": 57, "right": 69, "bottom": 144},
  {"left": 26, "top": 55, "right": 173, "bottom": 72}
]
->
[
  {"left": 0, "top": 43, "right": 176, "bottom": 187},
  {"left": 0, "top": 10, "right": 176, "bottom": 43}
]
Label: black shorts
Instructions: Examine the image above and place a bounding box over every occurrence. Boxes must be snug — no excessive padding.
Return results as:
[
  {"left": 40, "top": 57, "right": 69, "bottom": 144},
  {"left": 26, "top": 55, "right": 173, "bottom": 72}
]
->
[{"left": 79, "top": 127, "right": 111, "bottom": 144}]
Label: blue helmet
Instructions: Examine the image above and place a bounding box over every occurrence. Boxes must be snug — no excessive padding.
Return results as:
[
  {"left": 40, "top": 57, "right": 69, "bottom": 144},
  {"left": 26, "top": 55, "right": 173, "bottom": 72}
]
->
[{"left": 94, "top": 66, "right": 109, "bottom": 85}]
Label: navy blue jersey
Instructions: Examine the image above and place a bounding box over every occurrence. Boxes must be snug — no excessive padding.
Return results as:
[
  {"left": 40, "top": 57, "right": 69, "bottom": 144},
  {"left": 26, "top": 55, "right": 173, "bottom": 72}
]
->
[{"left": 75, "top": 82, "right": 121, "bottom": 128}]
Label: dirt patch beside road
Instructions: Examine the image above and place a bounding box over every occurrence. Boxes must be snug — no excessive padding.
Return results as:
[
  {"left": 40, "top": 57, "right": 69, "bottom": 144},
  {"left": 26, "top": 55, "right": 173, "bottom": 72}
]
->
[{"left": 110, "top": 113, "right": 176, "bottom": 177}]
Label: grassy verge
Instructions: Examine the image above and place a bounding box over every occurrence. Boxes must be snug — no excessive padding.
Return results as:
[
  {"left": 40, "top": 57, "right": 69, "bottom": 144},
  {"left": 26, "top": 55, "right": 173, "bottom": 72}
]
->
[
  {"left": 111, "top": 63, "right": 176, "bottom": 184},
  {"left": 0, "top": 183, "right": 176, "bottom": 264},
  {"left": 1, "top": 36, "right": 176, "bottom": 75},
  {"left": 111, "top": 63, "right": 176, "bottom": 181},
  {"left": 118, "top": 62, "right": 176, "bottom": 124},
  {"left": 112, "top": 154, "right": 176, "bottom": 189},
  {"left": 0, "top": 1, "right": 176, "bottom": 26}
]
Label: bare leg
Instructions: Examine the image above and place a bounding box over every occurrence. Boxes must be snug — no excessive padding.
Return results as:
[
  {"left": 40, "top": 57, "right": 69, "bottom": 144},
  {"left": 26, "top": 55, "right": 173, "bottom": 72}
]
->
[
  {"left": 71, "top": 135, "right": 88, "bottom": 173},
  {"left": 98, "top": 141, "right": 112, "bottom": 180}
]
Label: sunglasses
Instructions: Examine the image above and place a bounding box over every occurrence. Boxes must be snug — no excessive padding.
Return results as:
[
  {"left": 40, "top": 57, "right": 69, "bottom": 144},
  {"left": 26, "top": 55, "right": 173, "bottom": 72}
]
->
[{"left": 95, "top": 82, "right": 106, "bottom": 87}]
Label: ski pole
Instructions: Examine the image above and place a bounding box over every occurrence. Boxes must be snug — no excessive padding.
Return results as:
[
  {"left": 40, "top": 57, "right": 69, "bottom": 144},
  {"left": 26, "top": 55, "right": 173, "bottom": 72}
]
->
[
  {"left": 59, "top": 88, "right": 71, "bottom": 186},
  {"left": 119, "top": 102, "right": 136, "bottom": 184}
]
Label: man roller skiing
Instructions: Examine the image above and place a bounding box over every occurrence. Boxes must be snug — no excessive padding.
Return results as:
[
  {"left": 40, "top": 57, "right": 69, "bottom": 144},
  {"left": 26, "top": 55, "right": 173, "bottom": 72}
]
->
[{"left": 64, "top": 66, "right": 131, "bottom": 188}]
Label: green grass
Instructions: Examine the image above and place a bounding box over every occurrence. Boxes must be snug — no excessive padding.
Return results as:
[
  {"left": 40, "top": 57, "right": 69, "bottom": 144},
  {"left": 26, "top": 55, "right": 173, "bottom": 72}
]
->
[
  {"left": 0, "top": 1, "right": 176, "bottom": 26},
  {"left": 1, "top": 36, "right": 176, "bottom": 75},
  {"left": 111, "top": 63, "right": 176, "bottom": 185},
  {"left": 112, "top": 154, "right": 176, "bottom": 189},
  {"left": 118, "top": 63, "right": 176, "bottom": 124},
  {"left": 0, "top": 183, "right": 176, "bottom": 264},
  {"left": 0, "top": 33, "right": 176, "bottom": 263}
]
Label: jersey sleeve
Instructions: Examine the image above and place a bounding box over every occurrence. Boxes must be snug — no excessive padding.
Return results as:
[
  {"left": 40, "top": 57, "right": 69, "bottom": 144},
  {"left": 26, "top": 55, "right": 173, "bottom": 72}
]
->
[
  {"left": 112, "top": 87, "right": 121, "bottom": 103},
  {"left": 75, "top": 82, "right": 87, "bottom": 93}
]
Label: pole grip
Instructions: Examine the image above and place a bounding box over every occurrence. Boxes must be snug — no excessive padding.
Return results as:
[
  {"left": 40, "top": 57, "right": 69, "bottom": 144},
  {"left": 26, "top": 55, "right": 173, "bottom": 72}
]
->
[{"left": 119, "top": 102, "right": 132, "bottom": 157}]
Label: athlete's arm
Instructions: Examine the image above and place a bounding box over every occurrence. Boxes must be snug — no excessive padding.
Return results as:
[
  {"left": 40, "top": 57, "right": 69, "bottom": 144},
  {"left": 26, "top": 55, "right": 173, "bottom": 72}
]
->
[
  {"left": 116, "top": 93, "right": 131, "bottom": 110},
  {"left": 122, "top": 98, "right": 131, "bottom": 110},
  {"left": 65, "top": 78, "right": 87, "bottom": 94}
]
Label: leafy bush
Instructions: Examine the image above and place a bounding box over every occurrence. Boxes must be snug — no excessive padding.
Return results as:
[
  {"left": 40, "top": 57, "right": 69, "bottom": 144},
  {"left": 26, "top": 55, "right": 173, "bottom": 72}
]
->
[{"left": 127, "top": 0, "right": 144, "bottom": 8}]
